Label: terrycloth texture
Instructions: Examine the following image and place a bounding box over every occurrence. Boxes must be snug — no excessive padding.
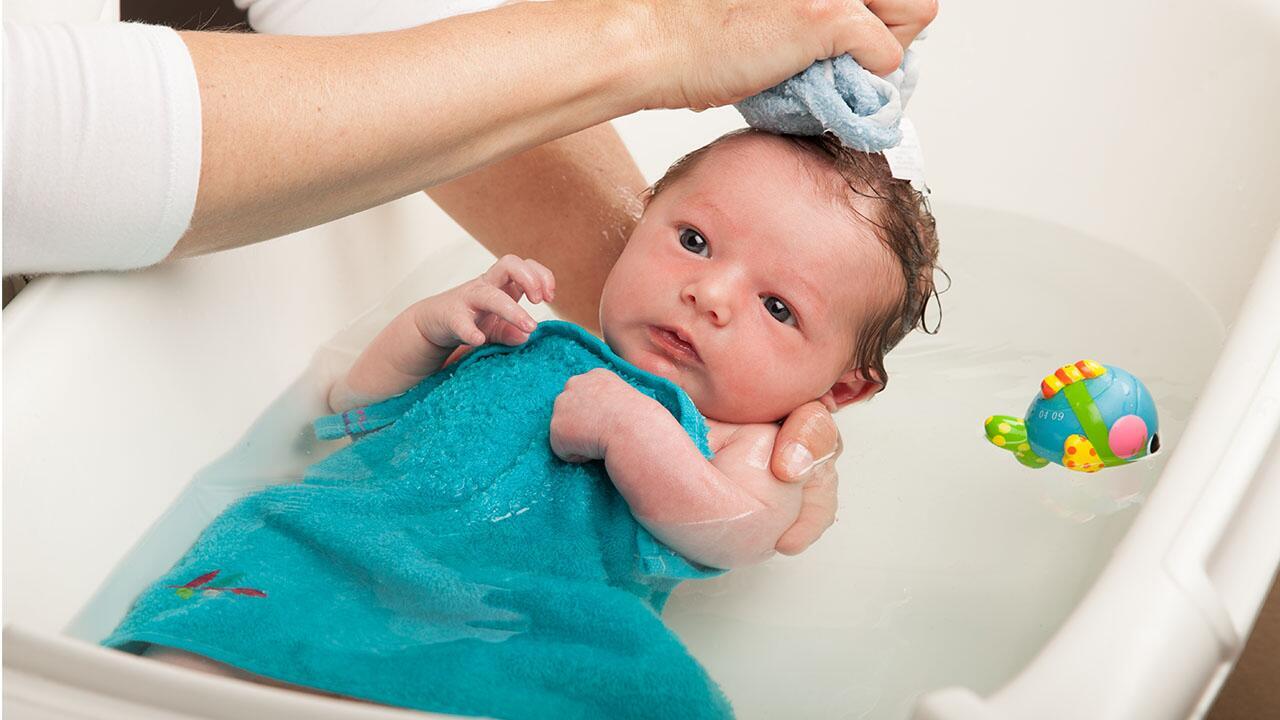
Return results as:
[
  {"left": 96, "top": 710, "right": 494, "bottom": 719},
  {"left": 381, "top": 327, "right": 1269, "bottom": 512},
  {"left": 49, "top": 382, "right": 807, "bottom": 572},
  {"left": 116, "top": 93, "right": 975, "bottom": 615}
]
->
[
  {"left": 103, "top": 321, "right": 732, "bottom": 720},
  {"left": 735, "top": 51, "right": 919, "bottom": 152}
]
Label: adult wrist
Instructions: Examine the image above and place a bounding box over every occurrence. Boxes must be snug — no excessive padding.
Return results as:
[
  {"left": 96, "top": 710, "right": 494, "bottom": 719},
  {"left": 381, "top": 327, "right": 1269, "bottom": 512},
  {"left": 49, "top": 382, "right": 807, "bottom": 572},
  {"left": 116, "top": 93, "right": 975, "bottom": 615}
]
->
[
  {"left": 609, "top": 0, "right": 690, "bottom": 111},
  {"left": 578, "top": 0, "right": 662, "bottom": 115}
]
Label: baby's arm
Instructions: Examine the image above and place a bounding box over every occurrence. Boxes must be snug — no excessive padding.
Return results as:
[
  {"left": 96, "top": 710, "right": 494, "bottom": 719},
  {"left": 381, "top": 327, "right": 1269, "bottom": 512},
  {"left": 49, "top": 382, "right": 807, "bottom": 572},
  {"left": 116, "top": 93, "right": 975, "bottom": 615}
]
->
[
  {"left": 329, "top": 255, "right": 555, "bottom": 412},
  {"left": 551, "top": 370, "right": 804, "bottom": 569}
]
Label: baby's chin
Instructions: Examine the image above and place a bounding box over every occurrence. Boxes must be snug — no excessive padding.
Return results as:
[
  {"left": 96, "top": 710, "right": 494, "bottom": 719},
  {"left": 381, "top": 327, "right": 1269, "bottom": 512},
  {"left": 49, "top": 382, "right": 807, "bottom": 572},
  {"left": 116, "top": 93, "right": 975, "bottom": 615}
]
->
[
  {"left": 637, "top": 360, "right": 802, "bottom": 424},
  {"left": 614, "top": 336, "right": 804, "bottom": 424},
  {"left": 687, "top": 390, "right": 801, "bottom": 425}
]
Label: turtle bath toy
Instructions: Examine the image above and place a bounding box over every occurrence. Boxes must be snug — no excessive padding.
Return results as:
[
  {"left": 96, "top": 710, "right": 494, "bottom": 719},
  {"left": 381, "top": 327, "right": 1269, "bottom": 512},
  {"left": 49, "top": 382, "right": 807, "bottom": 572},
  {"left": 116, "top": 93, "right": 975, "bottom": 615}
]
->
[{"left": 984, "top": 360, "right": 1160, "bottom": 473}]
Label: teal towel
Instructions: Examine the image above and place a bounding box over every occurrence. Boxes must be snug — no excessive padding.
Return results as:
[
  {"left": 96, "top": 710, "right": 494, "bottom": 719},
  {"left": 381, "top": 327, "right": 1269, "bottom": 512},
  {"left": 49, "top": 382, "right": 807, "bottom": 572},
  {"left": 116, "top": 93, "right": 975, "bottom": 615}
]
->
[{"left": 103, "top": 321, "right": 732, "bottom": 720}]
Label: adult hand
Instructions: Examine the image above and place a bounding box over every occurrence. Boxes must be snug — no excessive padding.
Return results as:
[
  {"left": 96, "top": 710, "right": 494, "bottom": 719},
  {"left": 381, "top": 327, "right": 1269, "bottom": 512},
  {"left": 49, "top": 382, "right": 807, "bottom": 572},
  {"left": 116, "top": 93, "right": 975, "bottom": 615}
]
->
[
  {"left": 642, "top": 0, "right": 939, "bottom": 110},
  {"left": 770, "top": 401, "right": 844, "bottom": 554},
  {"left": 867, "top": 0, "right": 938, "bottom": 49}
]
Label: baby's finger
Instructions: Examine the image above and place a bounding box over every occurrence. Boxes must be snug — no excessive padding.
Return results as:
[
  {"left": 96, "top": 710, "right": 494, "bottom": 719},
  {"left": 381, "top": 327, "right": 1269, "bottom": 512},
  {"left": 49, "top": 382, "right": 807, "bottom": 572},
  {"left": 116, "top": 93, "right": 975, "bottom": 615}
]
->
[
  {"left": 468, "top": 283, "right": 538, "bottom": 334},
  {"left": 525, "top": 259, "right": 556, "bottom": 302},
  {"left": 478, "top": 313, "right": 532, "bottom": 347},
  {"left": 484, "top": 255, "right": 544, "bottom": 303},
  {"left": 506, "top": 258, "right": 549, "bottom": 304},
  {"left": 448, "top": 314, "right": 487, "bottom": 347}
]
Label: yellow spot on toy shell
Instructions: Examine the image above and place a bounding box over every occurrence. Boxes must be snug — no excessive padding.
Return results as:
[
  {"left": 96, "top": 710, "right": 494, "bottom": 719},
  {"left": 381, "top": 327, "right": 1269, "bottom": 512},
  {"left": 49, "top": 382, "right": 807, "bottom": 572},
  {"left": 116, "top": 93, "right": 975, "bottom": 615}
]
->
[
  {"left": 998, "top": 423, "right": 1012, "bottom": 434},
  {"left": 985, "top": 416, "right": 993, "bottom": 424},
  {"left": 993, "top": 435, "right": 1006, "bottom": 447},
  {"left": 1019, "top": 444, "right": 1030, "bottom": 452}
]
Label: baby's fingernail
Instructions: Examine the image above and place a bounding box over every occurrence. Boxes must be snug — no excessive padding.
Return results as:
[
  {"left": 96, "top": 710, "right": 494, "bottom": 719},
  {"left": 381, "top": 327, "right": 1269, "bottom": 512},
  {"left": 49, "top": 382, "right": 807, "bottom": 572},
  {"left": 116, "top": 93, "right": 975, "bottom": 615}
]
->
[
  {"left": 782, "top": 443, "right": 815, "bottom": 478},
  {"left": 523, "top": 319, "right": 537, "bottom": 331}
]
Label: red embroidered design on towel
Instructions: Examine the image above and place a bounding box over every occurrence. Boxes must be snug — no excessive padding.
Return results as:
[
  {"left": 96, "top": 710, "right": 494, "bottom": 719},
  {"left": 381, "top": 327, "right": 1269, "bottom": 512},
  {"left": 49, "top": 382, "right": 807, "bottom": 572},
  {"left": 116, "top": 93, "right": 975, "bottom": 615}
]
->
[{"left": 170, "top": 570, "right": 267, "bottom": 600}]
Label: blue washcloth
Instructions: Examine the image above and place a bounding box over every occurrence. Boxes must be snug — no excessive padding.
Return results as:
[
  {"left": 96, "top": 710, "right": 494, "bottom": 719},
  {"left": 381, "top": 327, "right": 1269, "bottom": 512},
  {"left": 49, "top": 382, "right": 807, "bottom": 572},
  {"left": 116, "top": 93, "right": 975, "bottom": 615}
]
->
[
  {"left": 103, "top": 321, "right": 732, "bottom": 720},
  {"left": 735, "top": 50, "right": 919, "bottom": 152}
]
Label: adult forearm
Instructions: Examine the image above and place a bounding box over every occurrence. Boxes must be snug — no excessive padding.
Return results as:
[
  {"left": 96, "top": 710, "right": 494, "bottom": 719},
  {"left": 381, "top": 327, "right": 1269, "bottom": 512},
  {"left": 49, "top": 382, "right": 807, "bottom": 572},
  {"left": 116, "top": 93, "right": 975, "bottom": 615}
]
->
[
  {"left": 172, "top": 0, "right": 646, "bottom": 259},
  {"left": 426, "top": 123, "right": 645, "bottom": 332}
]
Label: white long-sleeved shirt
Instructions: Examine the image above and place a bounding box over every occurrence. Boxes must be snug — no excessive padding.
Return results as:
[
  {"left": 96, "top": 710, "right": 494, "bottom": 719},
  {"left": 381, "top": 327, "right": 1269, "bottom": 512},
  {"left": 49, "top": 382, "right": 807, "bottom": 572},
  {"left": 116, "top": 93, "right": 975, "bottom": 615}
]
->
[
  {"left": 3, "top": 20, "right": 202, "bottom": 274},
  {"left": 2, "top": 0, "right": 503, "bottom": 276}
]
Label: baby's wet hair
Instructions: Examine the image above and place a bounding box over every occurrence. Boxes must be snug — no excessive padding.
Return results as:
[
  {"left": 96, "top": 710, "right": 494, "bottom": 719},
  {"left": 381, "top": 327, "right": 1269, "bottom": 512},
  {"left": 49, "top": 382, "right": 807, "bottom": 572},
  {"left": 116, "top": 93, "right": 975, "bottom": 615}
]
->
[{"left": 649, "top": 128, "right": 944, "bottom": 393}]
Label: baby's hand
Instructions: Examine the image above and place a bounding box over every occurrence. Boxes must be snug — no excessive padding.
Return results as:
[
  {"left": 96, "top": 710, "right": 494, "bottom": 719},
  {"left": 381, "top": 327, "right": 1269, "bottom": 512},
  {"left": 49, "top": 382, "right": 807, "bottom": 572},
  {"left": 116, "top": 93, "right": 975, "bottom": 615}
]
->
[
  {"left": 330, "top": 255, "right": 554, "bottom": 413},
  {"left": 418, "top": 255, "right": 556, "bottom": 349},
  {"left": 550, "top": 369, "right": 649, "bottom": 463}
]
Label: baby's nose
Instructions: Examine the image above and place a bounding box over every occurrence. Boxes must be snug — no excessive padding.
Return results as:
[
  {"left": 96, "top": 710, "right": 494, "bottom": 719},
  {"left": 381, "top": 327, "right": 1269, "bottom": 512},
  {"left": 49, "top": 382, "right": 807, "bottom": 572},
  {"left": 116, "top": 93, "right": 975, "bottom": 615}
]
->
[{"left": 681, "top": 283, "right": 731, "bottom": 326}]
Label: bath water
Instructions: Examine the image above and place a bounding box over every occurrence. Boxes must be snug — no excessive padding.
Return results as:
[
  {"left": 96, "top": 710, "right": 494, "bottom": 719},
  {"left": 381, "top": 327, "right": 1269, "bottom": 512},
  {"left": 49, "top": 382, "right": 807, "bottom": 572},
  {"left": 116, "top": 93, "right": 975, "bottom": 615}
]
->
[
  {"left": 662, "top": 204, "right": 1224, "bottom": 719},
  {"left": 77, "top": 205, "right": 1225, "bottom": 719}
]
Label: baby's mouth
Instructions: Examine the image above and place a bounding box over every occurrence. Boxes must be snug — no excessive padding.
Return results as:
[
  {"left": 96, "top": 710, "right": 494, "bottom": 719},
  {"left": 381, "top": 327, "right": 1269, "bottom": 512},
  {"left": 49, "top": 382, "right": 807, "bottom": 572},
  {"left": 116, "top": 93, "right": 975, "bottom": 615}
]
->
[{"left": 648, "top": 325, "right": 702, "bottom": 365}]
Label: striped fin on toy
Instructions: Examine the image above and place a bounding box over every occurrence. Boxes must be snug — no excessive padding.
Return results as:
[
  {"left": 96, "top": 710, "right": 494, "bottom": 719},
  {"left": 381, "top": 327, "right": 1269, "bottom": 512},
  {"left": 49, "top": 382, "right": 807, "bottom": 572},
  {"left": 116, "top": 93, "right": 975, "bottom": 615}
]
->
[
  {"left": 1040, "top": 360, "right": 1106, "bottom": 399},
  {"left": 984, "top": 415, "right": 1050, "bottom": 469}
]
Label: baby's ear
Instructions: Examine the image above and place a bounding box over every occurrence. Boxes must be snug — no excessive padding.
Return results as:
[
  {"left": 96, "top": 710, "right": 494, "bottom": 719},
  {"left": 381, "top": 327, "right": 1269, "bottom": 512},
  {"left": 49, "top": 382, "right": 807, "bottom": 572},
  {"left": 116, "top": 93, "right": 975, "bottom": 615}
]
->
[{"left": 817, "top": 370, "right": 881, "bottom": 412}]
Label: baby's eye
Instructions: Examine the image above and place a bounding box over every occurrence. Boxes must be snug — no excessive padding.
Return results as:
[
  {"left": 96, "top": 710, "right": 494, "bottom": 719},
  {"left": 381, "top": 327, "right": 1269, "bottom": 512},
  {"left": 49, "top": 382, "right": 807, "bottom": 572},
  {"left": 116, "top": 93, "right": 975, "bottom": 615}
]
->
[
  {"left": 679, "top": 227, "right": 709, "bottom": 257},
  {"left": 763, "top": 296, "right": 795, "bottom": 325}
]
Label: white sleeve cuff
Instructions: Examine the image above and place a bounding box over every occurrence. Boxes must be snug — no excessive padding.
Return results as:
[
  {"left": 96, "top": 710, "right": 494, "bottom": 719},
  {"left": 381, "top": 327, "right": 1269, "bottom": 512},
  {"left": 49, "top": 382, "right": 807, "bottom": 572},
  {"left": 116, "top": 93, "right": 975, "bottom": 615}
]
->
[{"left": 3, "top": 21, "right": 202, "bottom": 274}]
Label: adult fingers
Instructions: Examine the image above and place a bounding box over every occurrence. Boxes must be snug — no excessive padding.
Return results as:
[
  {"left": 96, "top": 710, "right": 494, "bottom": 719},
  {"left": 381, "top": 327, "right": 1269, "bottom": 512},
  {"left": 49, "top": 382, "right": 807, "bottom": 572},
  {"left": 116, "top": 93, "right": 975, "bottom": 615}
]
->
[
  {"left": 771, "top": 401, "right": 844, "bottom": 483},
  {"left": 646, "top": 0, "right": 906, "bottom": 109},
  {"left": 833, "top": 1, "right": 906, "bottom": 77},
  {"left": 775, "top": 464, "right": 839, "bottom": 555},
  {"left": 865, "top": 0, "right": 939, "bottom": 48}
]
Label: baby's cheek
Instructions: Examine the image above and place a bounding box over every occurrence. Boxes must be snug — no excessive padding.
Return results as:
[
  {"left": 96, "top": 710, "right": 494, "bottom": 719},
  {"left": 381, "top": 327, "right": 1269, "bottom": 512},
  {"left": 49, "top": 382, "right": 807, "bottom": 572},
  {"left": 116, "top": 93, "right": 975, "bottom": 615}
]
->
[{"left": 701, "top": 364, "right": 798, "bottom": 424}]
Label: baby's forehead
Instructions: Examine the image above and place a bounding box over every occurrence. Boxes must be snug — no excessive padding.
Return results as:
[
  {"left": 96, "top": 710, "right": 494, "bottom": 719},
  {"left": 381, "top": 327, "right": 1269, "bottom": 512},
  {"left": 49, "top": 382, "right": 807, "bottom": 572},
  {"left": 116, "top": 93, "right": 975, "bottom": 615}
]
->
[
  {"left": 688, "top": 132, "right": 811, "bottom": 176},
  {"left": 670, "top": 135, "right": 876, "bottom": 248},
  {"left": 680, "top": 134, "right": 870, "bottom": 215}
]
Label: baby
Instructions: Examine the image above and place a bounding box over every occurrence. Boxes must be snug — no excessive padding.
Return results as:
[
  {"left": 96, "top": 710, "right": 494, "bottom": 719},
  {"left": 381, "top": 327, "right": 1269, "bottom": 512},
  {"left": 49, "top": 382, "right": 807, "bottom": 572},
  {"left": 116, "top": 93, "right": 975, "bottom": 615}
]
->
[{"left": 105, "top": 129, "right": 939, "bottom": 719}]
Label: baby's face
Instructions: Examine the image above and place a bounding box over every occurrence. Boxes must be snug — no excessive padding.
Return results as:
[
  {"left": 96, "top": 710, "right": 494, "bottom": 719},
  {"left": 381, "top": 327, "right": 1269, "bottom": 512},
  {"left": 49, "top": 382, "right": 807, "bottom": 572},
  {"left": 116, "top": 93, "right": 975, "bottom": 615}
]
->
[{"left": 599, "top": 134, "right": 896, "bottom": 424}]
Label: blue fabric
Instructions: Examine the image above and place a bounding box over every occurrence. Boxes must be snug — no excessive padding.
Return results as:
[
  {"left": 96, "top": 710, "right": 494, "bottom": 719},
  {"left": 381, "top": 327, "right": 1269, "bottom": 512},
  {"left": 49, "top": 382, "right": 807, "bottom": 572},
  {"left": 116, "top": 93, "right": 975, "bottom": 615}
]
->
[
  {"left": 735, "top": 51, "right": 918, "bottom": 152},
  {"left": 104, "top": 321, "right": 732, "bottom": 720}
]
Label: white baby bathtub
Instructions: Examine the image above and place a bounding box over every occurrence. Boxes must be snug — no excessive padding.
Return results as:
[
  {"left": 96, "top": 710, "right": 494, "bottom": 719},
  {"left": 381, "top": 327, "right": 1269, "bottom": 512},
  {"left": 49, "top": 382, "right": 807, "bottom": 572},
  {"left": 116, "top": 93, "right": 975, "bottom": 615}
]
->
[{"left": 5, "top": 1, "right": 1280, "bottom": 718}]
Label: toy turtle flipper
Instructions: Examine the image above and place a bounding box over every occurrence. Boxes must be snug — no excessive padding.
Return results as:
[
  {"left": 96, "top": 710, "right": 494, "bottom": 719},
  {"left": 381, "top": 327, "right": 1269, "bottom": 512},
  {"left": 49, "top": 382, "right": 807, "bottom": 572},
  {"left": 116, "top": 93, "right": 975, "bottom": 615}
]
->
[
  {"left": 984, "top": 415, "right": 1050, "bottom": 469},
  {"left": 1062, "top": 435, "right": 1105, "bottom": 473}
]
